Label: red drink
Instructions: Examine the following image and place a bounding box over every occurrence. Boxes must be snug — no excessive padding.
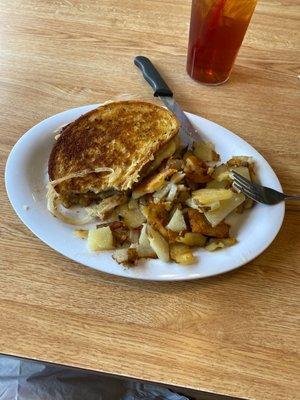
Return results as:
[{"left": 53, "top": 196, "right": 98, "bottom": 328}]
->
[{"left": 187, "top": 0, "right": 257, "bottom": 85}]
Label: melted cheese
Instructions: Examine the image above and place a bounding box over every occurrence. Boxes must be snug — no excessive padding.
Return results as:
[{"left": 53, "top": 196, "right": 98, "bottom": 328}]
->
[{"left": 147, "top": 136, "right": 179, "bottom": 173}]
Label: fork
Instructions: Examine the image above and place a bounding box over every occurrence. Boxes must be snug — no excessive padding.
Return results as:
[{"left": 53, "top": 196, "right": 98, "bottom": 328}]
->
[{"left": 232, "top": 171, "right": 300, "bottom": 205}]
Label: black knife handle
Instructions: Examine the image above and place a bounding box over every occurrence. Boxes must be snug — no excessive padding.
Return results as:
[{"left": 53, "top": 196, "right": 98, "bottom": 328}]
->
[{"left": 134, "top": 56, "right": 173, "bottom": 97}]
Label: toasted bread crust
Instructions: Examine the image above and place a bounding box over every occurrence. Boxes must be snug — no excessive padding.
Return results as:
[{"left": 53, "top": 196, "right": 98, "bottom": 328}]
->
[{"left": 48, "top": 101, "right": 179, "bottom": 201}]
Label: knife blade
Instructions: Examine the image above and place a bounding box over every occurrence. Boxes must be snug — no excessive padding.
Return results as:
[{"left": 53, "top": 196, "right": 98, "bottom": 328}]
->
[{"left": 134, "top": 56, "right": 202, "bottom": 147}]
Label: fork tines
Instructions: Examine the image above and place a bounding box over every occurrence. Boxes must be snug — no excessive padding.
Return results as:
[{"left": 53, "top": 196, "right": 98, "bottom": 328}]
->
[{"left": 232, "top": 171, "right": 264, "bottom": 203}]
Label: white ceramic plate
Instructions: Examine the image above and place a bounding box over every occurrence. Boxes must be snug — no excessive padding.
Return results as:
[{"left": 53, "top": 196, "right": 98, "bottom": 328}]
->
[{"left": 5, "top": 104, "right": 285, "bottom": 281}]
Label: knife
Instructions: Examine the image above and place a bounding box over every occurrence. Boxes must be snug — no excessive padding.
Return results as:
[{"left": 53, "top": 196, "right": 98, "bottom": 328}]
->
[{"left": 134, "top": 56, "right": 201, "bottom": 147}]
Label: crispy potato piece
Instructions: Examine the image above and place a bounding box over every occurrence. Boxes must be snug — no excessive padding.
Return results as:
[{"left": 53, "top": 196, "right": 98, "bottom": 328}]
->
[
  {"left": 144, "top": 203, "right": 178, "bottom": 242},
  {"left": 117, "top": 203, "right": 146, "bottom": 228},
  {"left": 206, "top": 179, "right": 230, "bottom": 189},
  {"left": 193, "top": 142, "right": 220, "bottom": 162},
  {"left": 227, "top": 156, "right": 253, "bottom": 168},
  {"left": 147, "top": 225, "right": 170, "bottom": 262},
  {"left": 209, "top": 201, "right": 221, "bottom": 211},
  {"left": 112, "top": 248, "right": 139, "bottom": 266},
  {"left": 212, "top": 164, "right": 230, "bottom": 182},
  {"left": 134, "top": 244, "right": 157, "bottom": 259},
  {"left": 234, "top": 196, "right": 254, "bottom": 214},
  {"left": 139, "top": 224, "right": 150, "bottom": 247},
  {"left": 229, "top": 166, "right": 251, "bottom": 181},
  {"left": 188, "top": 208, "right": 229, "bottom": 238},
  {"left": 88, "top": 226, "right": 114, "bottom": 251},
  {"left": 183, "top": 152, "right": 212, "bottom": 183},
  {"left": 185, "top": 197, "right": 200, "bottom": 210},
  {"left": 109, "top": 221, "right": 130, "bottom": 246},
  {"left": 166, "top": 208, "right": 187, "bottom": 232},
  {"left": 170, "top": 243, "right": 196, "bottom": 265},
  {"left": 192, "top": 188, "right": 233, "bottom": 205},
  {"left": 205, "top": 237, "right": 237, "bottom": 252},
  {"left": 132, "top": 168, "right": 177, "bottom": 198},
  {"left": 113, "top": 243, "right": 157, "bottom": 265},
  {"left": 74, "top": 229, "right": 88, "bottom": 239},
  {"left": 227, "top": 157, "right": 256, "bottom": 181},
  {"left": 204, "top": 193, "right": 245, "bottom": 227},
  {"left": 177, "top": 232, "right": 207, "bottom": 247}
]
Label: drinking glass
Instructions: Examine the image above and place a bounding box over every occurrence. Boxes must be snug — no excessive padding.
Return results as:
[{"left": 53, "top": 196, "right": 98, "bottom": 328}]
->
[{"left": 187, "top": 0, "right": 257, "bottom": 85}]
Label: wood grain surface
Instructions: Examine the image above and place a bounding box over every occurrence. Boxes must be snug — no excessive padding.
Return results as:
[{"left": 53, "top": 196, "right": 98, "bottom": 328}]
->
[{"left": 0, "top": 1, "right": 299, "bottom": 399}]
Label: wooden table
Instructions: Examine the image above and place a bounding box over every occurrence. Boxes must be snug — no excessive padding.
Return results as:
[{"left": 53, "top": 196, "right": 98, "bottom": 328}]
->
[{"left": 1, "top": 1, "right": 299, "bottom": 399}]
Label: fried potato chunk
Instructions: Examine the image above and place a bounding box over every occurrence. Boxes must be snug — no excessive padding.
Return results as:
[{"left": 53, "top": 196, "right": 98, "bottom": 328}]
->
[
  {"left": 74, "top": 229, "right": 88, "bottom": 239},
  {"left": 205, "top": 237, "right": 237, "bottom": 251},
  {"left": 192, "top": 188, "right": 233, "bottom": 205},
  {"left": 227, "top": 156, "right": 252, "bottom": 168},
  {"left": 117, "top": 203, "right": 146, "bottom": 228},
  {"left": 166, "top": 208, "right": 187, "bottom": 232},
  {"left": 147, "top": 225, "right": 170, "bottom": 262},
  {"left": 187, "top": 208, "right": 229, "bottom": 238},
  {"left": 193, "top": 142, "right": 220, "bottom": 162},
  {"left": 143, "top": 203, "right": 178, "bottom": 242},
  {"left": 177, "top": 232, "right": 207, "bottom": 247},
  {"left": 109, "top": 221, "right": 130, "bottom": 246},
  {"left": 170, "top": 243, "right": 196, "bottom": 265},
  {"left": 183, "top": 152, "right": 212, "bottom": 183},
  {"left": 88, "top": 226, "right": 114, "bottom": 251},
  {"left": 112, "top": 248, "right": 139, "bottom": 266}
]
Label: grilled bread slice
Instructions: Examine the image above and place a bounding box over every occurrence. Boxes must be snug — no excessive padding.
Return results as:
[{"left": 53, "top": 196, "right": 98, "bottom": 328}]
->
[{"left": 48, "top": 100, "right": 180, "bottom": 207}]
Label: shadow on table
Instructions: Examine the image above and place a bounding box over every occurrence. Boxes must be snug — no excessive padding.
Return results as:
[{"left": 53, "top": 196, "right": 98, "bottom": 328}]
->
[{"left": 0, "top": 354, "right": 244, "bottom": 400}]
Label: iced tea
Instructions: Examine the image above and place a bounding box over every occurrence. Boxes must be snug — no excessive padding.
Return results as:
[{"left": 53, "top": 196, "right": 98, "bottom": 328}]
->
[{"left": 187, "top": 0, "right": 257, "bottom": 85}]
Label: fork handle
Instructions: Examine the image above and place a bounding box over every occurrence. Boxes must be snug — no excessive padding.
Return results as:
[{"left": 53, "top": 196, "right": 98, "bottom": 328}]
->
[{"left": 285, "top": 195, "right": 300, "bottom": 201}]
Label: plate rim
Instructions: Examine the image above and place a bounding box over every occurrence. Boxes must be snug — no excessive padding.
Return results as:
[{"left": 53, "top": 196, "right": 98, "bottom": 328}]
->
[{"left": 5, "top": 103, "right": 285, "bottom": 281}]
